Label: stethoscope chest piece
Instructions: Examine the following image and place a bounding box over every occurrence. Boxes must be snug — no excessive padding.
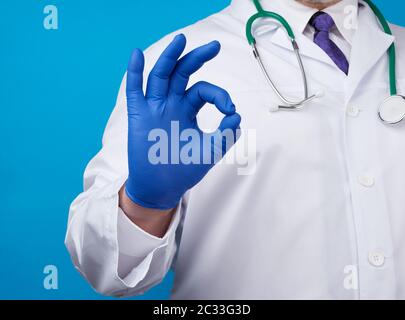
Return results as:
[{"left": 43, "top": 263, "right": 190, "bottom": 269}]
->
[{"left": 378, "top": 95, "right": 405, "bottom": 125}]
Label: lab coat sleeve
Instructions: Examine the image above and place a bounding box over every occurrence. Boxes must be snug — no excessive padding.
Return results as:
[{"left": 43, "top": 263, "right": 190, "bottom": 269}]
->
[{"left": 65, "top": 35, "right": 187, "bottom": 297}]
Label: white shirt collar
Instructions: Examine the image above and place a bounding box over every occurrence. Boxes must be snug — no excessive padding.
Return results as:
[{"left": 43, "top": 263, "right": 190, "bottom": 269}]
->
[
  {"left": 229, "top": 0, "right": 359, "bottom": 44},
  {"left": 322, "top": 0, "right": 359, "bottom": 45}
]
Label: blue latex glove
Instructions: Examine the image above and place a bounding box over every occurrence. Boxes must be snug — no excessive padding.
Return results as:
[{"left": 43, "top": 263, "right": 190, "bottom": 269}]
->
[{"left": 125, "top": 34, "right": 241, "bottom": 210}]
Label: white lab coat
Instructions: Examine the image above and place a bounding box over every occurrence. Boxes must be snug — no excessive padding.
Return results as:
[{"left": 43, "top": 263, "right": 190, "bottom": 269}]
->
[{"left": 65, "top": 0, "right": 405, "bottom": 299}]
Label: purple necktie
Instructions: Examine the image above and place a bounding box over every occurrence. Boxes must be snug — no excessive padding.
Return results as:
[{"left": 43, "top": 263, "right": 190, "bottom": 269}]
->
[{"left": 310, "top": 12, "right": 349, "bottom": 75}]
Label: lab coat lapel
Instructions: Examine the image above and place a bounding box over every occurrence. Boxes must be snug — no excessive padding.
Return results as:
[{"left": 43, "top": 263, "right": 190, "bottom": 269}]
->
[
  {"left": 346, "top": 4, "right": 395, "bottom": 103},
  {"left": 270, "top": 26, "right": 337, "bottom": 69}
]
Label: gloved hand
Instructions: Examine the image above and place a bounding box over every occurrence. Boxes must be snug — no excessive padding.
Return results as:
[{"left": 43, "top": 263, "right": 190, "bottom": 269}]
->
[{"left": 125, "top": 34, "right": 241, "bottom": 210}]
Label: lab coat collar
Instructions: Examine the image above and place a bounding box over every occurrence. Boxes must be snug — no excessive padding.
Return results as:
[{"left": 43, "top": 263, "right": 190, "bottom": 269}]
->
[
  {"left": 229, "top": 0, "right": 316, "bottom": 33},
  {"left": 264, "top": 0, "right": 318, "bottom": 36},
  {"left": 229, "top": 0, "right": 394, "bottom": 97},
  {"left": 229, "top": 0, "right": 360, "bottom": 69},
  {"left": 230, "top": 0, "right": 359, "bottom": 45},
  {"left": 345, "top": 0, "right": 395, "bottom": 103}
]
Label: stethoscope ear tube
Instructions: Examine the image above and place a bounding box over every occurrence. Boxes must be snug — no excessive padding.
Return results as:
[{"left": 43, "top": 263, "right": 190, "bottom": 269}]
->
[
  {"left": 247, "top": 0, "right": 400, "bottom": 123},
  {"left": 252, "top": 42, "right": 317, "bottom": 109},
  {"left": 246, "top": 2, "right": 322, "bottom": 110}
]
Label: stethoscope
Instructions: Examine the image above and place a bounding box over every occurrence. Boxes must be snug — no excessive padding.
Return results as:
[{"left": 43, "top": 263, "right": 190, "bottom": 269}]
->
[{"left": 246, "top": 0, "right": 405, "bottom": 125}]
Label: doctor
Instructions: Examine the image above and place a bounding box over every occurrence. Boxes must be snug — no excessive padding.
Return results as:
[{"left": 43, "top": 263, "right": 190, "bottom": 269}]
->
[{"left": 66, "top": 0, "right": 405, "bottom": 299}]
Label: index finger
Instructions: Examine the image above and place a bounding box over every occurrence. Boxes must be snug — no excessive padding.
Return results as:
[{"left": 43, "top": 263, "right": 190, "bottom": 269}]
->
[
  {"left": 169, "top": 40, "right": 221, "bottom": 96},
  {"left": 184, "top": 81, "right": 236, "bottom": 119}
]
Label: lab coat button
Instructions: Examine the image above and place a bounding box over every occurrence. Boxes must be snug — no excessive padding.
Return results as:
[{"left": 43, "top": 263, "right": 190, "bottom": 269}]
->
[
  {"left": 358, "top": 174, "right": 375, "bottom": 187},
  {"left": 347, "top": 105, "right": 360, "bottom": 117},
  {"left": 368, "top": 250, "right": 385, "bottom": 267}
]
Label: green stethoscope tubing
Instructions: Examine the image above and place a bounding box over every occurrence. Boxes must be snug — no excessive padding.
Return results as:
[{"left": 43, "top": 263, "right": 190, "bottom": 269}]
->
[{"left": 246, "top": 0, "right": 397, "bottom": 96}]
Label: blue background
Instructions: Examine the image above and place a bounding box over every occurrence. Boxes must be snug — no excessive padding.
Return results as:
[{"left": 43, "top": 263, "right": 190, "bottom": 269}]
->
[{"left": 0, "top": 0, "right": 403, "bottom": 300}]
